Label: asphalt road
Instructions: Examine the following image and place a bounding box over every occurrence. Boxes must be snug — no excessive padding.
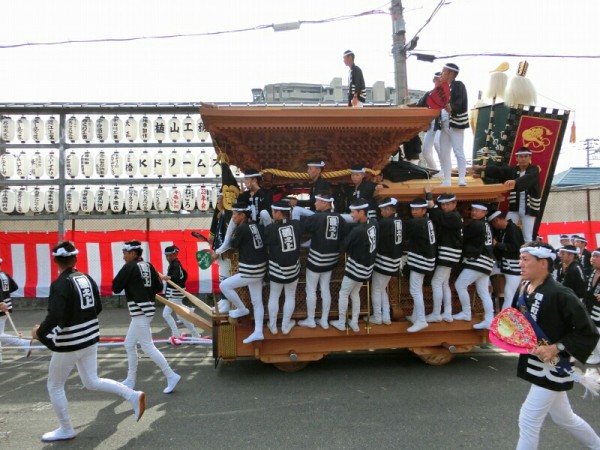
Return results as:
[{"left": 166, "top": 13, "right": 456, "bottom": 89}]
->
[{"left": 1, "top": 308, "right": 598, "bottom": 450}]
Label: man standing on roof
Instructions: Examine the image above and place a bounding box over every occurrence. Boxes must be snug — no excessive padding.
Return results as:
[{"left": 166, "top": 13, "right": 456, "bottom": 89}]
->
[{"left": 343, "top": 50, "right": 366, "bottom": 107}]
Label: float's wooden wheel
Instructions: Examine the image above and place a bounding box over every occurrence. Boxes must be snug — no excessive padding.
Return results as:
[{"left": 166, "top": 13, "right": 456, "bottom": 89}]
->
[
  {"left": 273, "top": 362, "right": 310, "bottom": 373},
  {"left": 414, "top": 352, "right": 455, "bottom": 366}
]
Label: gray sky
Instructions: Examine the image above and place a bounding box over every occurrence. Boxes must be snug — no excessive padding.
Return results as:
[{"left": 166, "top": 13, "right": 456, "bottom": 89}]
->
[{"left": 1, "top": 0, "right": 598, "bottom": 172}]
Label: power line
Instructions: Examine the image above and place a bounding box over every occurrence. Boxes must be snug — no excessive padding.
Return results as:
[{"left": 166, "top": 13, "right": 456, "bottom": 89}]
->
[
  {"left": 0, "top": 10, "right": 388, "bottom": 50},
  {"left": 411, "top": 52, "right": 600, "bottom": 60}
]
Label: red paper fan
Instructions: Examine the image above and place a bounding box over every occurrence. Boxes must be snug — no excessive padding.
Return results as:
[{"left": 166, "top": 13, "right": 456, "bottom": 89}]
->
[{"left": 489, "top": 307, "right": 538, "bottom": 354}]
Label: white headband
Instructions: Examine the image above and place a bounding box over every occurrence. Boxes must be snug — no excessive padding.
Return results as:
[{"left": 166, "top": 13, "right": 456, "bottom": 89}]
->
[
  {"left": 488, "top": 211, "right": 502, "bottom": 222},
  {"left": 520, "top": 246, "right": 557, "bottom": 261},
  {"left": 123, "top": 243, "right": 142, "bottom": 251},
  {"left": 349, "top": 203, "right": 369, "bottom": 210},
  {"left": 232, "top": 205, "right": 252, "bottom": 211},
  {"left": 379, "top": 198, "right": 398, "bottom": 208},
  {"left": 307, "top": 161, "right": 325, "bottom": 167},
  {"left": 351, "top": 168, "right": 365, "bottom": 173},
  {"left": 52, "top": 248, "right": 79, "bottom": 257},
  {"left": 437, "top": 195, "right": 456, "bottom": 204},
  {"left": 515, "top": 150, "right": 532, "bottom": 156},
  {"left": 471, "top": 204, "right": 488, "bottom": 211},
  {"left": 244, "top": 172, "right": 261, "bottom": 178},
  {"left": 410, "top": 201, "right": 428, "bottom": 208},
  {"left": 272, "top": 205, "right": 291, "bottom": 211},
  {"left": 592, "top": 250, "right": 600, "bottom": 257},
  {"left": 315, "top": 195, "right": 334, "bottom": 203},
  {"left": 559, "top": 247, "right": 580, "bottom": 255}
]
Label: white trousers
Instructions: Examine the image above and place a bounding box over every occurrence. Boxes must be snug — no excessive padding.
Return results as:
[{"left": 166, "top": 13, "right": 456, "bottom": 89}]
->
[
  {"left": 502, "top": 274, "right": 522, "bottom": 310},
  {"left": 439, "top": 123, "right": 467, "bottom": 184},
  {"left": 47, "top": 345, "right": 134, "bottom": 430},
  {"left": 455, "top": 268, "right": 494, "bottom": 320},
  {"left": 162, "top": 296, "right": 200, "bottom": 338},
  {"left": 124, "top": 315, "right": 175, "bottom": 382},
  {"left": 409, "top": 271, "right": 426, "bottom": 322},
  {"left": 0, "top": 316, "right": 30, "bottom": 359},
  {"left": 221, "top": 273, "right": 264, "bottom": 333},
  {"left": 431, "top": 265, "right": 453, "bottom": 316},
  {"left": 305, "top": 269, "right": 333, "bottom": 321},
  {"left": 337, "top": 276, "right": 363, "bottom": 323},
  {"left": 268, "top": 280, "right": 298, "bottom": 326},
  {"left": 517, "top": 384, "right": 600, "bottom": 450},
  {"left": 371, "top": 271, "right": 391, "bottom": 321},
  {"left": 422, "top": 120, "right": 441, "bottom": 170},
  {"left": 506, "top": 211, "right": 536, "bottom": 243}
]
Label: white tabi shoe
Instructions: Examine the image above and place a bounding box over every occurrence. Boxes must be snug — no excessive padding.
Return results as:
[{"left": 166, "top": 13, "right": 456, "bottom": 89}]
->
[
  {"left": 298, "top": 318, "right": 317, "bottom": 328},
  {"left": 425, "top": 313, "right": 442, "bottom": 323},
  {"left": 441, "top": 314, "right": 454, "bottom": 323},
  {"left": 366, "top": 315, "right": 382, "bottom": 325},
  {"left": 211, "top": 299, "right": 231, "bottom": 314},
  {"left": 473, "top": 319, "right": 492, "bottom": 330},
  {"left": 329, "top": 319, "right": 346, "bottom": 332},
  {"left": 229, "top": 307, "right": 250, "bottom": 319},
  {"left": 129, "top": 391, "right": 146, "bottom": 422},
  {"left": 243, "top": 331, "right": 264, "bottom": 344},
  {"left": 452, "top": 312, "right": 472, "bottom": 321},
  {"left": 317, "top": 318, "right": 330, "bottom": 330},
  {"left": 268, "top": 322, "right": 278, "bottom": 335},
  {"left": 407, "top": 320, "right": 429, "bottom": 333},
  {"left": 281, "top": 320, "right": 296, "bottom": 335},
  {"left": 348, "top": 321, "right": 360, "bottom": 333},
  {"left": 41, "top": 427, "right": 76, "bottom": 442},
  {"left": 382, "top": 316, "right": 392, "bottom": 325},
  {"left": 163, "top": 373, "right": 181, "bottom": 394}
]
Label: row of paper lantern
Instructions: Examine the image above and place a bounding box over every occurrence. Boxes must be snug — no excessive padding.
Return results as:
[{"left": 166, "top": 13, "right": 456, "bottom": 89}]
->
[
  {"left": 0, "top": 115, "right": 210, "bottom": 143},
  {"left": 0, "top": 149, "right": 236, "bottom": 179},
  {"left": 0, "top": 185, "right": 221, "bottom": 214}
]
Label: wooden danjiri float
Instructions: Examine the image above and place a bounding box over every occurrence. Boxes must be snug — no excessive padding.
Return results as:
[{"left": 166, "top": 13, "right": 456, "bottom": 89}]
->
[{"left": 173, "top": 100, "right": 568, "bottom": 372}]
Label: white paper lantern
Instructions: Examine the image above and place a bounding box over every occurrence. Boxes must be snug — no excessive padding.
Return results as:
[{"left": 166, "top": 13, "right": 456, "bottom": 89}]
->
[
  {"left": 1, "top": 117, "right": 15, "bottom": 142},
  {"left": 67, "top": 116, "right": 79, "bottom": 142},
  {"left": 110, "top": 150, "right": 123, "bottom": 177},
  {"left": 46, "top": 116, "right": 58, "bottom": 143},
  {"left": 95, "top": 150, "right": 108, "bottom": 177},
  {"left": 31, "top": 151, "right": 44, "bottom": 179},
  {"left": 80, "top": 187, "right": 95, "bottom": 213},
  {"left": 81, "top": 150, "right": 94, "bottom": 178},
  {"left": 81, "top": 116, "right": 94, "bottom": 142},
  {"left": 154, "top": 186, "right": 167, "bottom": 211},
  {"left": 139, "top": 116, "right": 151, "bottom": 142},
  {"left": 154, "top": 149, "right": 166, "bottom": 177},
  {"left": 16, "top": 116, "right": 30, "bottom": 143},
  {"left": 125, "top": 150, "right": 138, "bottom": 177},
  {"left": 139, "top": 186, "right": 152, "bottom": 211},
  {"left": 182, "top": 150, "right": 195, "bottom": 176},
  {"left": 46, "top": 187, "right": 59, "bottom": 213},
  {"left": 196, "top": 186, "right": 209, "bottom": 211},
  {"left": 168, "top": 186, "right": 182, "bottom": 212},
  {"left": 30, "top": 187, "right": 45, "bottom": 213},
  {"left": 197, "top": 120, "right": 209, "bottom": 141},
  {"left": 211, "top": 153, "right": 222, "bottom": 176},
  {"left": 95, "top": 115, "right": 108, "bottom": 142},
  {"left": 139, "top": 150, "right": 153, "bottom": 177},
  {"left": 45, "top": 151, "right": 58, "bottom": 178},
  {"left": 66, "top": 151, "right": 79, "bottom": 178},
  {"left": 210, "top": 185, "right": 219, "bottom": 209},
  {"left": 16, "top": 151, "right": 30, "bottom": 178},
  {"left": 111, "top": 116, "right": 123, "bottom": 142},
  {"left": 125, "top": 186, "right": 138, "bottom": 212},
  {"left": 168, "top": 150, "right": 181, "bottom": 176},
  {"left": 65, "top": 187, "right": 80, "bottom": 213},
  {"left": 197, "top": 150, "right": 209, "bottom": 176},
  {"left": 182, "top": 116, "right": 195, "bottom": 142},
  {"left": 125, "top": 116, "right": 137, "bottom": 142},
  {"left": 94, "top": 187, "right": 110, "bottom": 212},
  {"left": 16, "top": 188, "right": 30, "bottom": 213},
  {"left": 168, "top": 116, "right": 181, "bottom": 142},
  {"left": 154, "top": 116, "right": 166, "bottom": 142},
  {"left": 109, "top": 186, "right": 124, "bottom": 212},
  {"left": 182, "top": 186, "right": 196, "bottom": 211},
  {"left": 0, "top": 153, "right": 15, "bottom": 177},
  {"left": 0, "top": 189, "right": 16, "bottom": 213},
  {"left": 31, "top": 116, "right": 44, "bottom": 143}
]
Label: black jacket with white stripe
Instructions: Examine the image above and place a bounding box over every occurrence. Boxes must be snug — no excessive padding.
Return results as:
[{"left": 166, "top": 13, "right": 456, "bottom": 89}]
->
[
  {"left": 37, "top": 269, "right": 101, "bottom": 352},
  {"left": 485, "top": 164, "right": 541, "bottom": 217},
  {"left": 448, "top": 79, "right": 468, "bottom": 129},
  {"left": 374, "top": 215, "right": 404, "bottom": 276},
  {"left": 492, "top": 220, "right": 524, "bottom": 276},
  {"left": 0, "top": 271, "right": 18, "bottom": 316},
  {"left": 428, "top": 207, "right": 463, "bottom": 267},
  {"left": 342, "top": 219, "right": 378, "bottom": 282},
  {"left": 405, "top": 216, "right": 437, "bottom": 274},
  {"left": 230, "top": 221, "right": 268, "bottom": 279},
  {"left": 265, "top": 219, "right": 303, "bottom": 283},
  {"left": 112, "top": 259, "right": 162, "bottom": 317},
  {"left": 164, "top": 258, "right": 187, "bottom": 300},
  {"left": 561, "top": 260, "right": 586, "bottom": 299},
  {"left": 461, "top": 219, "right": 495, "bottom": 275},
  {"left": 302, "top": 211, "right": 345, "bottom": 273},
  {"left": 584, "top": 270, "right": 600, "bottom": 327}
]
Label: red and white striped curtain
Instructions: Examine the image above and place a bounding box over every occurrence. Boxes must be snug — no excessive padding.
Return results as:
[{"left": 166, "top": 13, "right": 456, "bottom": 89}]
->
[{"left": 0, "top": 230, "right": 219, "bottom": 297}]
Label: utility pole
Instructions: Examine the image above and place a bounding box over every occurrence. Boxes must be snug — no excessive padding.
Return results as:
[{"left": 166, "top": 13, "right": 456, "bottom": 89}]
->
[
  {"left": 582, "top": 138, "right": 600, "bottom": 167},
  {"left": 391, "top": 0, "right": 408, "bottom": 106}
]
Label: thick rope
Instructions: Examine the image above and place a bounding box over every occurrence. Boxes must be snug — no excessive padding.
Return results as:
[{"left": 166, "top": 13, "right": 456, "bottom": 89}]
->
[{"left": 262, "top": 167, "right": 381, "bottom": 180}]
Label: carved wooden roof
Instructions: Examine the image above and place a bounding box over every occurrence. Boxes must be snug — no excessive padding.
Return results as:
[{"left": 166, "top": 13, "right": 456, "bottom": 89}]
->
[{"left": 199, "top": 104, "right": 439, "bottom": 175}]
